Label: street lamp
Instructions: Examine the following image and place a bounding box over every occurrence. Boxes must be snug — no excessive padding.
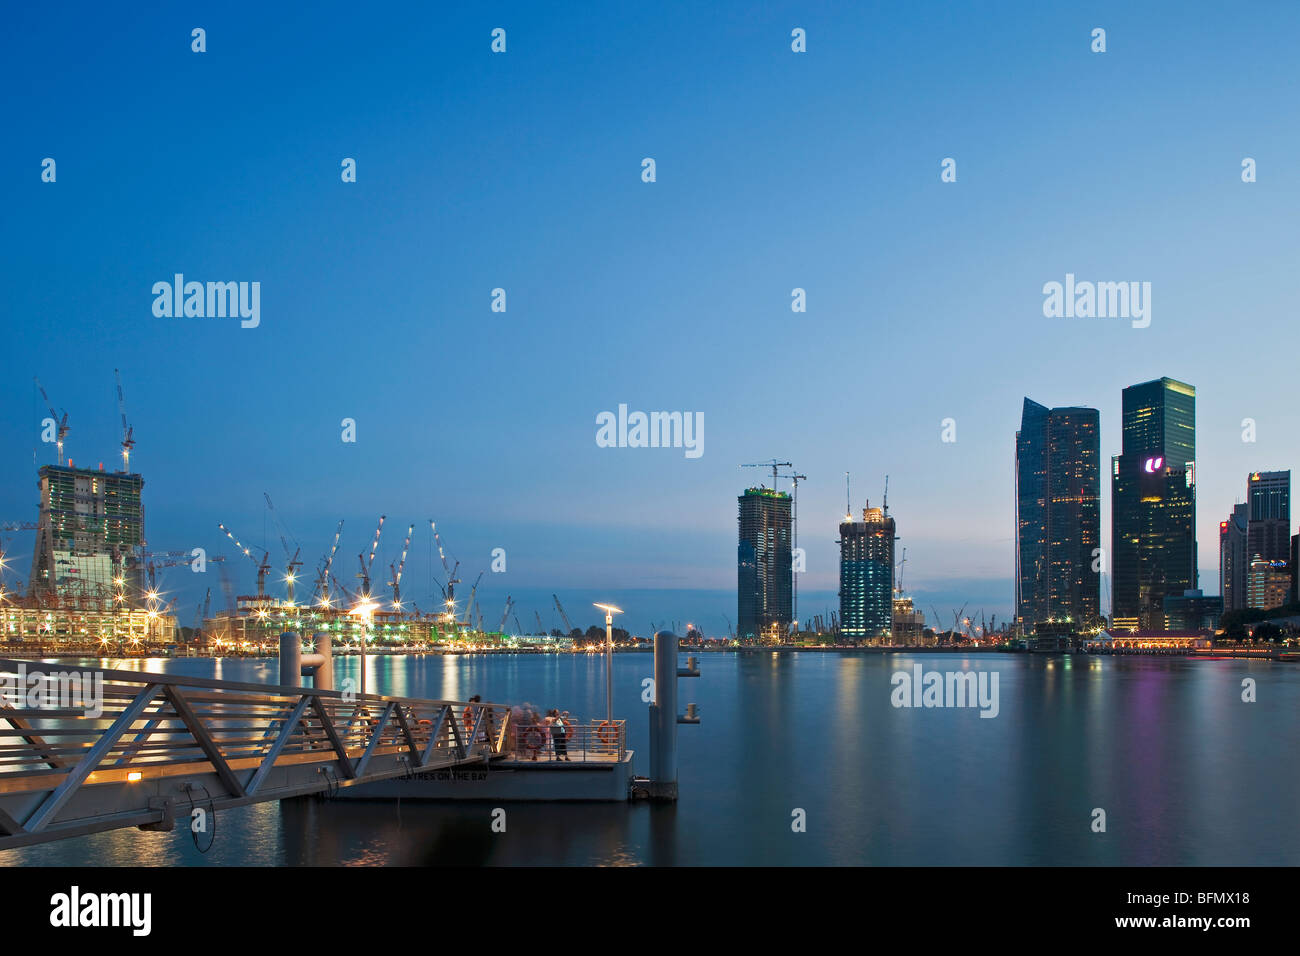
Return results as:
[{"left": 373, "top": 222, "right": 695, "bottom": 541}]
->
[
  {"left": 594, "top": 603, "right": 622, "bottom": 725},
  {"left": 349, "top": 598, "right": 380, "bottom": 699}
]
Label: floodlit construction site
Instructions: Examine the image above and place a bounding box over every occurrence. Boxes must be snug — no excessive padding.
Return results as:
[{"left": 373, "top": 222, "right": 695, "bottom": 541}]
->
[{"left": 1, "top": 374, "right": 561, "bottom": 655}]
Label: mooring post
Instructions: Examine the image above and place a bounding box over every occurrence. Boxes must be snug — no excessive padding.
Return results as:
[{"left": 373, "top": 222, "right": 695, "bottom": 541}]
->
[
  {"left": 279, "top": 632, "right": 301, "bottom": 687},
  {"left": 648, "top": 630, "right": 700, "bottom": 801},
  {"left": 279, "top": 631, "right": 333, "bottom": 689}
]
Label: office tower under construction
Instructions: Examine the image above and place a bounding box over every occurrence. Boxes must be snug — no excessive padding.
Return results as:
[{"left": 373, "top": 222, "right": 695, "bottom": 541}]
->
[
  {"left": 28, "top": 464, "right": 145, "bottom": 606},
  {"left": 737, "top": 487, "right": 792, "bottom": 640},
  {"left": 838, "top": 500, "right": 895, "bottom": 641}
]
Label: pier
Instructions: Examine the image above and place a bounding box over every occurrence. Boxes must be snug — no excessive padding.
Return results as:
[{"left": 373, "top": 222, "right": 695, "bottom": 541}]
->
[{"left": 0, "top": 657, "right": 518, "bottom": 850}]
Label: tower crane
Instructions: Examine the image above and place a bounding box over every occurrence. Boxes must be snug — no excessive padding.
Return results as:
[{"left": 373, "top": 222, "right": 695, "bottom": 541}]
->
[
  {"left": 552, "top": 593, "right": 576, "bottom": 639},
  {"left": 462, "top": 571, "right": 484, "bottom": 629},
  {"left": 740, "top": 459, "right": 792, "bottom": 489},
  {"left": 263, "top": 493, "right": 303, "bottom": 602},
  {"left": 388, "top": 523, "right": 414, "bottom": 610},
  {"left": 356, "top": 515, "right": 385, "bottom": 597},
  {"left": 315, "top": 520, "right": 344, "bottom": 606},
  {"left": 113, "top": 369, "right": 135, "bottom": 473},
  {"left": 34, "top": 378, "right": 70, "bottom": 466},
  {"left": 429, "top": 520, "right": 460, "bottom": 620},
  {"left": 218, "top": 523, "right": 271, "bottom": 598}
]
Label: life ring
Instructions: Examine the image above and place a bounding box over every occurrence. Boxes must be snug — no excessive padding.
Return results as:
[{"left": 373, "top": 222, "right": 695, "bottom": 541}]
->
[
  {"left": 596, "top": 720, "right": 617, "bottom": 745},
  {"left": 417, "top": 719, "right": 432, "bottom": 728},
  {"left": 462, "top": 706, "right": 474, "bottom": 729},
  {"left": 522, "top": 726, "right": 545, "bottom": 751},
  {"left": 561, "top": 719, "right": 575, "bottom": 740}
]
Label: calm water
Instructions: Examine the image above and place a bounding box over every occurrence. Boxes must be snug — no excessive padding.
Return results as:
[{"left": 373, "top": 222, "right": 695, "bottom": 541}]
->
[{"left": 3, "top": 652, "right": 1297, "bottom": 866}]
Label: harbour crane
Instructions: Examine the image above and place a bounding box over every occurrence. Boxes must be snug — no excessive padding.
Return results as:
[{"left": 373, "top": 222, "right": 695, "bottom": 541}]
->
[
  {"left": 388, "top": 523, "right": 414, "bottom": 610},
  {"left": 218, "top": 522, "right": 271, "bottom": 598},
  {"left": 34, "top": 377, "right": 70, "bottom": 466},
  {"left": 535, "top": 610, "right": 546, "bottom": 636},
  {"left": 497, "top": 595, "right": 514, "bottom": 634},
  {"left": 113, "top": 369, "right": 135, "bottom": 473},
  {"left": 552, "top": 594, "right": 576, "bottom": 639},
  {"left": 513, "top": 613, "right": 525, "bottom": 637},
  {"left": 951, "top": 603, "right": 969, "bottom": 638}
]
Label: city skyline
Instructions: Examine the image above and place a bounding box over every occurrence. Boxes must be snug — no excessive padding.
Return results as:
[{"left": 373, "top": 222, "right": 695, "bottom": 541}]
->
[{"left": 6, "top": 3, "right": 1300, "bottom": 635}]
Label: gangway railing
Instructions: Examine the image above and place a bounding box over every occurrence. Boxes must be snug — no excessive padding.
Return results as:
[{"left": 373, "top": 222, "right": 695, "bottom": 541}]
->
[
  {"left": 509, "top": 719, "right": 625, "bottom": 762},
  {"left": 0, "top": 658, "right": 509, "bottom": 850}
]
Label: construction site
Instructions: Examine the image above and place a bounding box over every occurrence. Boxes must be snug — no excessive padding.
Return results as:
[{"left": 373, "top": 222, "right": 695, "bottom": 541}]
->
[{"left": 1, "top": 374, "right": 573, "bottom": 655}]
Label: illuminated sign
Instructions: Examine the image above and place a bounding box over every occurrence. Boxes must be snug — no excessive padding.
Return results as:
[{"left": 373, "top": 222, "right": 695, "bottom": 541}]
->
[{"left": 1143, "top": 456, "right": 1164, "bottom": 473}]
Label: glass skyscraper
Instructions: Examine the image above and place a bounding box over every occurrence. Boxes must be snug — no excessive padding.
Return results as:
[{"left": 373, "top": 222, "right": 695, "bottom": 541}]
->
[
  {"left": 737, "top": 487, "right": 792, "bottom": 640},
  {"left": 1111, "top": 377, "right": 1197, "bottom": 631},
  {"left": 1015, "top": 399, "right": 1101, "bottom": 631}
]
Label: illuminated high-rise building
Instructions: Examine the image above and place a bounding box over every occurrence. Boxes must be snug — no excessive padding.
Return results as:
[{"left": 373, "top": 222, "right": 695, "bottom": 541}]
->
[
  {"left": 1219, "top": 503, "right": 1248, "bottom": 612},
  {"left": 1014, "top": 398, "right": 1100, "bottom": 631},
  {"left": 1110, "top": 377, "right": 1197, "bottom": 631},
  {"left": 838, "top": 500, "right": 895, "bottom": 641}
]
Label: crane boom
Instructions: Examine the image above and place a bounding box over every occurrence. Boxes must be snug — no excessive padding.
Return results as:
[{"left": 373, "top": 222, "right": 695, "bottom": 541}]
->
[
  {"left": 113, "top": 369, "right": 135, "bottom": 472},
  {"left": 552, "top": 594, "right": 576, "bottom": 638},
  {"left": 34, "top": 377, "right": 70, "bottom": 466}
]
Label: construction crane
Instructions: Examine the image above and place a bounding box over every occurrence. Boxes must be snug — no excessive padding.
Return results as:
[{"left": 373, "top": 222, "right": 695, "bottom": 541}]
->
[
  {"left": 218, "top": 523, "right": 271, "bottom": 598},
  {"left": 356, "top": 515, "right": 385, "bottom": 597},
  {"left": 388, "top": 523, "right": 414, "bottom": 610},
  {"left": 497, "top": 595, "right": 514, "bottom": 634},
  {"left": 190, "top": 587, "right": 212, "bottom": 642},
  {"left": 741, "top": 459, "right": 792, "bottom": 489},
  {"left": 429, "top": 520, "right": 460, "bottom": 620},
  {"left": 462, "top": 571, "right": 484, "bottom": 628},
  {"left": 34, "top": 377, "right": 70, "bottom": 466},
  {"left": 535, "top": 610, "right": 546, "bottom": 636},
  {"left": 263, "top": 493, "right": 303, "bottom": 602},
  {"left": 951, "top": 603, "right": 969, "bottom": 638},
  {"left": 552, "top": 594, "right": 576, "bottom": 639},
  {"left": 513, "top": 613, "right": 524, "bottom": 637},
  {"left": 895, "top": 547, "right": 907, "bottom": 596},
  {"left": 113, "top": 369, "right": 135, "bottom": 473},
  {"left": 315, "top": 520, "right": 344, "bottom": 606},
  {"left": 781, "top": 470, "right": 806, "bottom": 629}
]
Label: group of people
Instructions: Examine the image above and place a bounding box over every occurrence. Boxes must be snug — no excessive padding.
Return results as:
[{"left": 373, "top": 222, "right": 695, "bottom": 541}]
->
[{"left": 512, "top": 705, "right": 575, "bottom": 760}]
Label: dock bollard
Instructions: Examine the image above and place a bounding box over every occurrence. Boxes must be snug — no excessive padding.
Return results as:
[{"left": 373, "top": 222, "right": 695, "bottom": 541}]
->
[
  {"left": 647, "top": 631, "right": 700, "bottom": 801},
  {"left": 279, "top": 632, "right": 334, "bottom": 689}
]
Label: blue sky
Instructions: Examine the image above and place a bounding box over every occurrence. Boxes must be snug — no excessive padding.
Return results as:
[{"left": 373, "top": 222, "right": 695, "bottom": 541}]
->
[{"left": 3, "top": 2, "right": 1299, "bottom": 633}]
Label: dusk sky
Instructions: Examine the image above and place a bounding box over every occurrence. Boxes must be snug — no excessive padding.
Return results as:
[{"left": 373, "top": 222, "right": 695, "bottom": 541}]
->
[{"left": 4, "top": 1, "right": 1299, "bottom": 633}]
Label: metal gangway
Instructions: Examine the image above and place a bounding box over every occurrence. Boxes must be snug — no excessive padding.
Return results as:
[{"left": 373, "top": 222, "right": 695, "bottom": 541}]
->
[{"left": 0, "top": 658, "right": 511, "bottom": 850}]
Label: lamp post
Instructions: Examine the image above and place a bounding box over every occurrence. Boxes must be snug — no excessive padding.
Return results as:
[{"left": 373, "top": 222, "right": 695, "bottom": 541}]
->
[
  {"left": 593, "top": 603, "right": 622, "bottom": 725},
  {"left": 349, "top": 598, "right": 379, "bottom": 700}
]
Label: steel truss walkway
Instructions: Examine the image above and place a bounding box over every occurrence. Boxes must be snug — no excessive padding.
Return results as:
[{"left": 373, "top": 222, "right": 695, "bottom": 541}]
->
[{"left": 0, "top": 658, "right": 510, "bottom": 850}]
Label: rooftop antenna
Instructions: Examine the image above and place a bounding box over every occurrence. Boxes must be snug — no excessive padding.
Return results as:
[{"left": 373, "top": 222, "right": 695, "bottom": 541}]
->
[
  {"left": 845, "top": 472, "right": 851, "bottom": 520},
  {"left": 883, "top": 474, "right": 890, "bottom": 517}
]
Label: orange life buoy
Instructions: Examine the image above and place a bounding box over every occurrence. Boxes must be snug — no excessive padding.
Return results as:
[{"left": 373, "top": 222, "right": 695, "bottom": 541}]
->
[
  {"left": 596, "top": 720, "right": 617, "bottom": 745},
  {"left": 462, "top": 706, "right": 474, "bottom": 730},
  {"left": 522, "top": 726, "right": 545, "bottom": 751}
]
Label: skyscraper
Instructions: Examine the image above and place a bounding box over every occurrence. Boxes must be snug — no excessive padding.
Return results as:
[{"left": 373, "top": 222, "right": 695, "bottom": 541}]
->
[
  {"left": 1111, "top": 377, "right": 1197, "bottom": 631},
  {"left": 737, "top": 487, "right": 792, "bottom": 640},
  {"left": 1015, "top": 398, "right": 1101, "bottom": 631},
  {"left": 838, "top": 500, "right": 895, "bottom": 642},
  {"left": 1220, "top": 502, "right": 1248, "bottom": 612}
]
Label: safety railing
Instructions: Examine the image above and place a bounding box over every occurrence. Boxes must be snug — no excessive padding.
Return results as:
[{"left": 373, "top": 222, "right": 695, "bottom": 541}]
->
[
  {"left": 0, "top": 657, "right": 510, "bottom": 846},
  {"left": 508, "top": 719, "right": 625, "bottom": 762}
]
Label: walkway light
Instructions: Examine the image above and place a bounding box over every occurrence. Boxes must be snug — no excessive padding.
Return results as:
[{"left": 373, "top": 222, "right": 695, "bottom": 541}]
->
[{"left": 594, "top": 603, "right": 623, "bottom": 725}]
